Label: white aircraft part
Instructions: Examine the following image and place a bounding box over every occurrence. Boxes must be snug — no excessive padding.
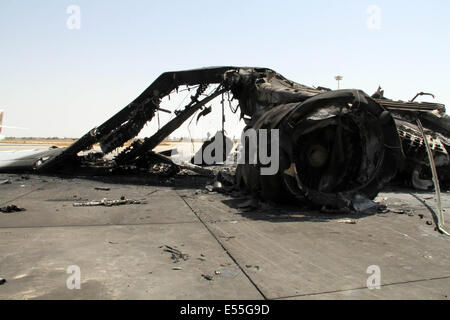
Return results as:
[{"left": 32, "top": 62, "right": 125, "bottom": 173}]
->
[{"left": 0, "top": 148, "right": 66, "bottom": 171}]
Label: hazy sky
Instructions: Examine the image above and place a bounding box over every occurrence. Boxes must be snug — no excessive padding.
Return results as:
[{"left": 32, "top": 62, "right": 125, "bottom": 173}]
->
[{"left": 1, "top": 0, "right": 449, "bottom": 139}]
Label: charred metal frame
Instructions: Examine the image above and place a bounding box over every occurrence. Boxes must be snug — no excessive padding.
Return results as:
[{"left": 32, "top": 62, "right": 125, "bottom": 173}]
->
[{"left": 4, "top": 66, "right": 446, "bottom": 211}]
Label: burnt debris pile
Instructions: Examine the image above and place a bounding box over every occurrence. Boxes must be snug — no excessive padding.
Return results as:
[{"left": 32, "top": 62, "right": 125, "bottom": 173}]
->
[{"left": 1, "top": 67, "right": 448, "bottom": 211}]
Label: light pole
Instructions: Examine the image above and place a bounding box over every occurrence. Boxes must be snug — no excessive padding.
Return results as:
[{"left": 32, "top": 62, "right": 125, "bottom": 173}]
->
[{"left": 335, "top": 75, "right": 343, "bottom": 89}]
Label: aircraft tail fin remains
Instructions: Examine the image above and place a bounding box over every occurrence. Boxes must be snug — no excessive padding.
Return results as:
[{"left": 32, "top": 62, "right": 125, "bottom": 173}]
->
[
  {"left": 0, "top": 110, "right": 4, "bottom": 135},
  {"left": 0, "top": 111, "right": 28, "bottom": 137}
]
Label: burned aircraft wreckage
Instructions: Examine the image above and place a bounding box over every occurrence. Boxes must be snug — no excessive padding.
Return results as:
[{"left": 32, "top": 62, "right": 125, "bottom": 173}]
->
[{"left": 1, "top": 67, "right": 449, "bottom": 213}]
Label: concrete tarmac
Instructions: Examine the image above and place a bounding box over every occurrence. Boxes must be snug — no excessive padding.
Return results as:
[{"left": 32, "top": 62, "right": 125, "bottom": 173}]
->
[{"left": 0, "top": 174, "right": 449, "bottom": 299}]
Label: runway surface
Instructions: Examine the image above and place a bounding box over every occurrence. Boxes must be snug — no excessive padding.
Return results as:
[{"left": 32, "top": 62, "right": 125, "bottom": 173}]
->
[{"left": 0, "top": 173, "right": 449, "bottom": 299}]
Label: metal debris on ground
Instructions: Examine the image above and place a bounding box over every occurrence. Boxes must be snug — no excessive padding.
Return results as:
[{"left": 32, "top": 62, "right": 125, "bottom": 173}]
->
[
  {"left": 204, "top": 171, "right": 236, "bottom": 194},
  {"left": 337, "top": 219, "right": 357, "bottom": 224},
  {"left": 392, "top": 209, "right": 414, "bottom": 215},
  {"left": 0, "top": 179, "right": 11, "bottom": 185},
  {"left": 197, "top": 253, "right": 206, "bottom": 261},
  {"left": 201, "top": 274, "right": 213, "bottom": 281},
  {"left": 94, "top": 187, "right": 111, "bottom": 191},
  {"left": 0, "top": 204, "right": 26, "bottom": 213},
  {"left": 219, "top": 235, "right": 236, "bottom": 241},
  {"left": 215, "top": 269, "right": 239, "bottom": 278},
  {"left": 213, "top": 181, "right": 223, "bottom": 191},
  {"left": 73, "top": 198, "right": 143, "bottom": 207},
  {"left": 377, "top": 205, "right": 389, "bottom": 213},
  {"left": 245, "top": 265, "right": 260, "bottom": 271},
  {"left": 162, "top": 245, "right": 189, "bottom": 263},
  {"left": 416, "top": 119, "right": 450, "bottom": 236}
]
